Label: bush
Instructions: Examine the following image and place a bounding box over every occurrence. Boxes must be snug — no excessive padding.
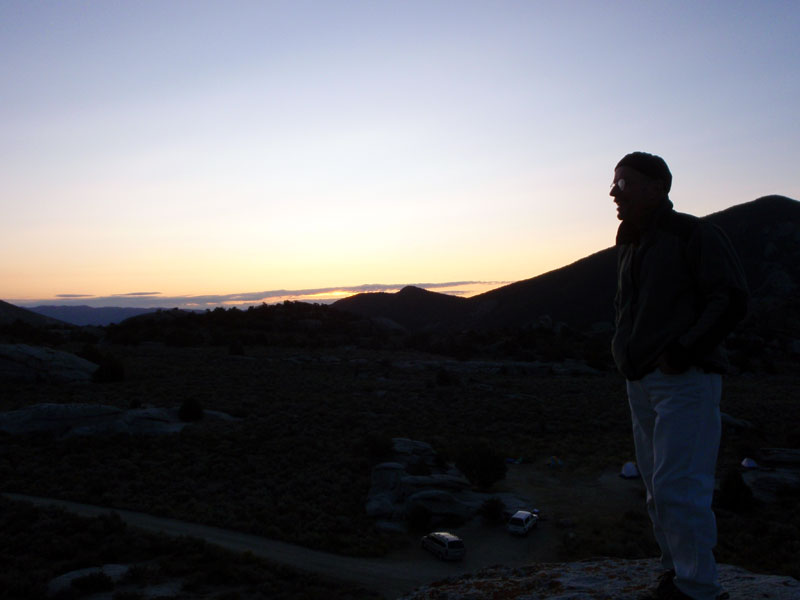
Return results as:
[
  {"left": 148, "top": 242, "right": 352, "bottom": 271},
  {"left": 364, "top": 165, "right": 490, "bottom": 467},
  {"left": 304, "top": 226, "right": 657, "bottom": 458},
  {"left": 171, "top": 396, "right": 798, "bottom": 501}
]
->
[
  {"left": 478, "top": 496, "right": 506, "bottom": 524},
  {"left": 93, "top": 353, "right": 125, "bottom": 383},
  {"left": 455, "top": 441, "right": 507, "bottom": 490},
  {"left": 407, "top": 505, "right": 432, "bottom": 532},
  {"left": 79, "top": 344, "right": 125, "bottom": 382}
]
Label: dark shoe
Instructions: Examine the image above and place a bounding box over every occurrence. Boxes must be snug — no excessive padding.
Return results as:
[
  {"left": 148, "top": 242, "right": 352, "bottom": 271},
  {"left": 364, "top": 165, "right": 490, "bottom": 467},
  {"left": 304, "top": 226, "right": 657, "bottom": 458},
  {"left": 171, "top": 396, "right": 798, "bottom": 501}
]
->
[
  {"left": 651, "top": 570, "right": 691, "bottom": 599},
  {"left": 656, "top": 569, "right": 677, "bottom": 595}
]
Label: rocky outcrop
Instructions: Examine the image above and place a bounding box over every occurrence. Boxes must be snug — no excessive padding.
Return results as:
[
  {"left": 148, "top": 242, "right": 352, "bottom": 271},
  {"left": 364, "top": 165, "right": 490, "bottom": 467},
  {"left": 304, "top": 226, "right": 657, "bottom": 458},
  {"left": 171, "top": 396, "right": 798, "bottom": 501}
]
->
[
  {"left": 367, "top": 438, "right": 531, "bottom": 531},
  {"left": 0, "top": 344, "right": 97, "bottom": 383},
  {"left": 398, "top": 557, "right": 800, "bottom": 600},
  {"left": 741, "top": 447, "right": 800, "bottom": 503},
  {"left": 47, "top": 563, "right": 183, "bottom": 598},
  {"left": 0, "top": 403, "right": 238, "bottom": 437}
]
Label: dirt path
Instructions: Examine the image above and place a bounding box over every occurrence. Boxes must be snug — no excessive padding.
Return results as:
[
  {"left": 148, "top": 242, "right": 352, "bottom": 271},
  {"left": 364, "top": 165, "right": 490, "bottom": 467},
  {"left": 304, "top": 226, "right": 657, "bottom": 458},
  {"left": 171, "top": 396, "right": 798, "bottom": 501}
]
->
[{"left": 3, "top": 465, "right": 646, "bottom": 599}]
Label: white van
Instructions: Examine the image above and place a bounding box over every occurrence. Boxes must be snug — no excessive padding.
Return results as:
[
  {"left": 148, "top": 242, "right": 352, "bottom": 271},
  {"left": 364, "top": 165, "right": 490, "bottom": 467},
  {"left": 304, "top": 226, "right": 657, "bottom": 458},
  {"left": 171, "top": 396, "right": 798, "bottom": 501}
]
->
[
  {"left": 420, "top": 531, "right": 466, "bottom": 560},
  {"left": 506, "top": 510, "right": 538, "bottom": 535}
]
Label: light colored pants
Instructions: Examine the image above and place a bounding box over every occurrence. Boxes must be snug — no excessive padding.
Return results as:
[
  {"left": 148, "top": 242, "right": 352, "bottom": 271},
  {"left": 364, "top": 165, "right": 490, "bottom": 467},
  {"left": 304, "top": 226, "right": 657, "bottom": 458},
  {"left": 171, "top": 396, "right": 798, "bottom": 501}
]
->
[{"left": 627, "top": 368, "right": 722, "bottom": 600}]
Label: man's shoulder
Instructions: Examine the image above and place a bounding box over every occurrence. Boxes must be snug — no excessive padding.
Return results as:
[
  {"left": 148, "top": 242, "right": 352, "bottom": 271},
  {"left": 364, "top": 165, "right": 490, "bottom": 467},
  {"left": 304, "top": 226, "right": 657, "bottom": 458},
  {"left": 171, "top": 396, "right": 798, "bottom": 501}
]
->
[{"left": 658, "top": 208, "right": 704, "bottom": 240}]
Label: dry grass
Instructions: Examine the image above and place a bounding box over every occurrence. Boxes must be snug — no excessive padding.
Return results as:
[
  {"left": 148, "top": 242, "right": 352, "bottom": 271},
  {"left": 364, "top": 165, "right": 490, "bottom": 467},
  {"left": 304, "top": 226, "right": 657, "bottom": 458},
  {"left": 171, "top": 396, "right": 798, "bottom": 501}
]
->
[{"left": 1, "top": 343, "right": 798, "bottom": 592}]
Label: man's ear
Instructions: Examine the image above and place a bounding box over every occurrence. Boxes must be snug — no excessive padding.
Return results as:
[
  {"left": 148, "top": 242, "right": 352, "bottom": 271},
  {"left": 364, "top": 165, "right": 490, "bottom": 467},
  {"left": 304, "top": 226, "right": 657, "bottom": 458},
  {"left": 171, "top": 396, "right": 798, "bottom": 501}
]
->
[{"left": 645, "top": 178, "right": 666, "bottom": 203}]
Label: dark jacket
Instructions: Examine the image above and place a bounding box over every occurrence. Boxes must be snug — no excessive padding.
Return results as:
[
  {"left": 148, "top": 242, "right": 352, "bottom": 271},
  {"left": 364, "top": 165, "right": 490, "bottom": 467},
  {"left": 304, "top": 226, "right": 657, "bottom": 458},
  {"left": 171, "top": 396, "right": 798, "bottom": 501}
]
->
[{"left": 612, "top": 202, "right": 748, "bottom": 381}]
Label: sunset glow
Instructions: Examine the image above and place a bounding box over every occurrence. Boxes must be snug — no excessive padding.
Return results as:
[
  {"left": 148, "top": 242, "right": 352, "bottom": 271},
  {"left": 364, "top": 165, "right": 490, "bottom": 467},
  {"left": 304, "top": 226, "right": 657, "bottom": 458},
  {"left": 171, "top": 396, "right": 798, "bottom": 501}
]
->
[{"left": 2, "top": 2, "right": 798, "bottom": 309}]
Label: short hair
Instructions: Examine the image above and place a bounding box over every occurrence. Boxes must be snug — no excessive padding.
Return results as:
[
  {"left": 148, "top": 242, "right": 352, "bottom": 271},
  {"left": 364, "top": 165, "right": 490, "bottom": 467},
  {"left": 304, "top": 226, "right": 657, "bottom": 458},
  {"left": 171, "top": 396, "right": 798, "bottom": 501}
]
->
[{"left": 615, "top": 152, "right": 672, "bottom": 193}]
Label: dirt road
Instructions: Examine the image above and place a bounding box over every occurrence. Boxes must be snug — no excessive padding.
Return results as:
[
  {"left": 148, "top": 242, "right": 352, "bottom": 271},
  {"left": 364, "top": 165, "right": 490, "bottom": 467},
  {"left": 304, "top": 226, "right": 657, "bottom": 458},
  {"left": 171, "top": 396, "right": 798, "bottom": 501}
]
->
[{"left": 4, "top": 466, "right": 645, "bottom": 599}]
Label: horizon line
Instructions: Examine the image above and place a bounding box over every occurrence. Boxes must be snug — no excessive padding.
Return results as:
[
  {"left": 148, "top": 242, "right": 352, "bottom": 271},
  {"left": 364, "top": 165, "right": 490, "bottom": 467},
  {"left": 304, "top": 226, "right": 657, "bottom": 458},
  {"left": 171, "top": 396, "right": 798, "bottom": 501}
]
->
[{"left": 8, "top": 281, "right": 513, "bottom": 310}]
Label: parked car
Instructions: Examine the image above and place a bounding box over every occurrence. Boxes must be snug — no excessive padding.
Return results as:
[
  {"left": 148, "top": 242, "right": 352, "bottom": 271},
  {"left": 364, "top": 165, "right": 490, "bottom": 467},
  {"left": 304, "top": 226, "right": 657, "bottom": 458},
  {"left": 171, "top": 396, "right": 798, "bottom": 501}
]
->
[
  {"left": 506, "top": 510, "right": 538, "bottom": 535},
  {"left": 420, "top": 531, "right": 466, "bottom": 560}
]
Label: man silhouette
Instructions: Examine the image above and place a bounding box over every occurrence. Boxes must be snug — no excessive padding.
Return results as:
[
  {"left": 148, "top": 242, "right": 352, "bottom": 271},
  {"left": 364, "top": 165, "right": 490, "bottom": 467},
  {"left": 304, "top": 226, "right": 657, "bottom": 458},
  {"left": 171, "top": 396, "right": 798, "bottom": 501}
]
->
[{"left": 610, "top": 152, "right": 748, "bottom": 600}]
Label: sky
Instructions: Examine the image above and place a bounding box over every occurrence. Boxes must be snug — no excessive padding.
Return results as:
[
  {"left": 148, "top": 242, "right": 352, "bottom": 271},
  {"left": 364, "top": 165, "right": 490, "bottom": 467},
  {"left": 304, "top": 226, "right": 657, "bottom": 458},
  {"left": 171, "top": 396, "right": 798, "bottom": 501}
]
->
[{"left": 2, "top": 1, "right": 798, "bottom": 309}]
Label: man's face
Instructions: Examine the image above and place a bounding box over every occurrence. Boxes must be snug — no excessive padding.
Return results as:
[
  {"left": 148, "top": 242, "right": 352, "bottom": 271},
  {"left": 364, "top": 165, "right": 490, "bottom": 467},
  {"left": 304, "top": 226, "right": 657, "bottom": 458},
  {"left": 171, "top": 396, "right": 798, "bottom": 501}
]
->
[{"left": 610, "top": 166, "right": 658, "bottom": 224}]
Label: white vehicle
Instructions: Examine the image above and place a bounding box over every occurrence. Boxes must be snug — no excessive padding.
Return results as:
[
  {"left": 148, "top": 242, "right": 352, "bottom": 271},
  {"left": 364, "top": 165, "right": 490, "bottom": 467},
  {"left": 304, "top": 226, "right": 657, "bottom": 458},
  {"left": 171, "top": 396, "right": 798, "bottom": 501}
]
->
[
  {"left": 506, "top": 510, "right": 538, "bottom": 535},
  {"left": 420, "top": 531, "right": 466, "bottom": 560}
]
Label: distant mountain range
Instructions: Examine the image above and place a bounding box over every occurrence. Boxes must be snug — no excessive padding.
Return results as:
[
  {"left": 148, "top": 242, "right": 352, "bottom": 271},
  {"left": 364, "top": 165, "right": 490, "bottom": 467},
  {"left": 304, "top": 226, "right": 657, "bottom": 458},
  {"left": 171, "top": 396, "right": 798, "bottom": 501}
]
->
[
  {"left": 333, "top": 195, "right": 800, "bottom": 334},
  {"left": 25, "top": 306, "right": 161, "bottom": 327}
]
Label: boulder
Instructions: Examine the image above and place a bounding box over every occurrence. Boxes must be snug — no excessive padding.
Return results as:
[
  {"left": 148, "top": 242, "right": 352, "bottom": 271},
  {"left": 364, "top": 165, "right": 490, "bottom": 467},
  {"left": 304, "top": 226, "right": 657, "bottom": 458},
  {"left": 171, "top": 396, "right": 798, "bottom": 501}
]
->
[
  {"left": 0, "top": 344, "right": 97, "bottom": 383},
  {"left": 721, "top": 412, "right": 756, "bottom": 430},
  {"left": 0, "top": 403, "right": 237, "bottom": 437},
  {"left": 397, "top": 473, "right": 471, "bottom": 497},
  {"left": 367, "top": 463, "right": 406, "bottom": 518},
  {"left": 740, "top": 448, "right": 800, "bottom": 503},
  {"left": 370, "top": 463, "right": 406, "bottom": 494},
  {"left": 405, "top": 490, "right": 475, "bottom": 522},
  {"left": 48, "top": 564, "right": 129, "bottom": 596},
  {"left": 742, "top": 468, "right": 800, "bottom": 503},
  {"left": 758, "top": 448, "right": 800, "bottom": 466},
  {"left": 398, "top": 557, "right": 799, "bottom": 600},
  {"left": 365, "top": 493, "right": 398, "bottom": 518},
  {"left": 392, "top": 438, "right": 438, "bottom": 467},
  {"left": 0, "top": 403, "right": 123, "bottom": 436}
]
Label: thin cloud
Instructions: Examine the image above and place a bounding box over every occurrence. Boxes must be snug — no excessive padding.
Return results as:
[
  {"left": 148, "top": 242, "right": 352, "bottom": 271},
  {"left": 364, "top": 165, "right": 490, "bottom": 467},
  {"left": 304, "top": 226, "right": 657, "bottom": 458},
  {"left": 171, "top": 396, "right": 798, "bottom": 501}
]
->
[
  {"left": 112, "top": 292, "right": 162, "bottom": 297},
  {"left": 17, "top": 281, "right": 511, "bottom": 310}
]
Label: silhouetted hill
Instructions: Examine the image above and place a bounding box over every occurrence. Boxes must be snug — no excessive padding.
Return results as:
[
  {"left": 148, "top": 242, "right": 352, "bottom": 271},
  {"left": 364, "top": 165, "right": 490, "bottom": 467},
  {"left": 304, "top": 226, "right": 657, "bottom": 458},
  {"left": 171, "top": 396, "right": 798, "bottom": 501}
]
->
[
  {"left": 333, "top": 195, "right": 800, "bottom": 335},
  {"left": 0, "top": 300, "right": 66, "bottom": 328},
  {"left": 464, "top": 248, "right": 616, "bottom": 331},
  {"left": 333, "top": 286, "right": 467, "bottom": 331},
  {"left": 27, "top": 305, "right": 160, "bottom": 326}
]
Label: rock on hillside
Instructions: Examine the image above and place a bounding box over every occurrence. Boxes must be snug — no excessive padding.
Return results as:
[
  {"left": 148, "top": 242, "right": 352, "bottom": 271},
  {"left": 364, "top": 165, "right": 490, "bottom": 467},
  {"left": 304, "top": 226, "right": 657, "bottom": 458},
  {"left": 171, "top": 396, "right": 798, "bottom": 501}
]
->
[
  {"left": 399, "top": 557, "right": 799, "bottom": 599},
  {"left": 0, "top": 344, "right": 97, "bottom": 383}
]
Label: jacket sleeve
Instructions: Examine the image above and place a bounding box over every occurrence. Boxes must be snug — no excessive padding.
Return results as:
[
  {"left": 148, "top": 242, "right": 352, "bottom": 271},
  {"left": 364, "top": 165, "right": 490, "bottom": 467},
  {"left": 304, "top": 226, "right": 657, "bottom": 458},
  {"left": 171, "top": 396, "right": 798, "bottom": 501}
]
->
[{"left": 665, "top": 222, "right": 749, "bottom": 369}]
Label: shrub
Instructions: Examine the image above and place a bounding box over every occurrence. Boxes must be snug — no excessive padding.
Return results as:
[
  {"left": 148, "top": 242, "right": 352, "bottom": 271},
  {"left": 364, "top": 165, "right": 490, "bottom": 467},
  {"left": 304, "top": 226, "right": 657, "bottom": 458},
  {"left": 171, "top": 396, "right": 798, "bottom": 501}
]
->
[
  {"left": 93, "top": 353, "right": 125, "bottom": 383},
  {"left": 79, "top": 344, "right": 125, "bottom": 382},
  {"left": 478, "top": 496, "right": 506, "bottom": 524},
  {"left": 407, "top": 505, "right": 432, "bottom": 532},
  {"left": 455, "top": 441, "right": 507, "bottom": 490}
]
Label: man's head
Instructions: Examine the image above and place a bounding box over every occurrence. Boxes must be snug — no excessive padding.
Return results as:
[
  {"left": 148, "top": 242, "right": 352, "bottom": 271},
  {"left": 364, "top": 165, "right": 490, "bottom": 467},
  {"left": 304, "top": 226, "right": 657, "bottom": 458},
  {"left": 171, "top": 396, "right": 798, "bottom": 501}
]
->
[{"left": 610, "top": 151, "right": 672, "bottom": 224}]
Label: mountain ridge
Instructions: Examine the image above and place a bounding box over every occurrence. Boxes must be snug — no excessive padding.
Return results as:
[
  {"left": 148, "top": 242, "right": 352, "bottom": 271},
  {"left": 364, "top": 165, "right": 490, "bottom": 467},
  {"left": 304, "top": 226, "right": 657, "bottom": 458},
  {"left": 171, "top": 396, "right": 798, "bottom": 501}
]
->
[
  {"left": 333, "top": 195, "right": 800, "bottom": 333},
  {"left": 0, "top": 299, "right": 67, "bottom": 328}
]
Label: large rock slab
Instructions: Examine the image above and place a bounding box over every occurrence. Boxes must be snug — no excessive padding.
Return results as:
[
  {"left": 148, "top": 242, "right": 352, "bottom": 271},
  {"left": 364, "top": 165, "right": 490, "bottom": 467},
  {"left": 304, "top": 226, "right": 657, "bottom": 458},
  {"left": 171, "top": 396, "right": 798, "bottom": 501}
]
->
[
  {"left": 398, "top": 557, "right": 799, "bottom": 599},
  {"left": 0, "top": 344, "right": 97, "bottom": 383},
  {"left": 0, "top": 403, "right": 236, "bottom": 437},
  {"left": 0, "top": 403, "right": 186, "bottom": 436},
  {"left": 742, "top": 467, "right": 800, "bottom": 503}
]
